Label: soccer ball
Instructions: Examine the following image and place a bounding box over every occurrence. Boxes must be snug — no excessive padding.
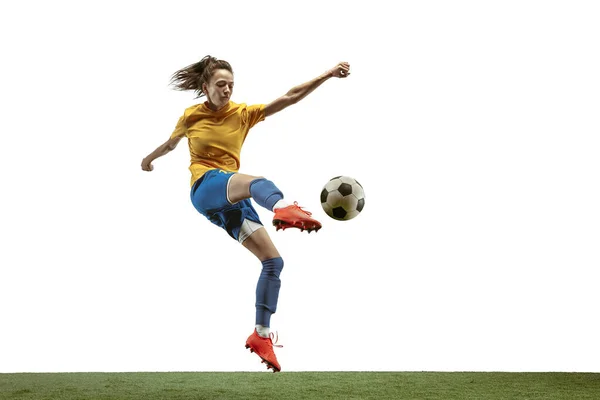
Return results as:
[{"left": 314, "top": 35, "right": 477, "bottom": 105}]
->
[{"left": 320, "top": 176, "right": 365, "bottom": 221}]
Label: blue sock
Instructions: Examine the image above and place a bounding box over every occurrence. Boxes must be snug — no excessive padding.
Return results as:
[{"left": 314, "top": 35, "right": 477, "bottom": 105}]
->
[
  {"left": 249, "top": 178, "right": 284, "bottom": 211},
  {"left": 255, "top": 257, "right": 284, "bottom": 327}
]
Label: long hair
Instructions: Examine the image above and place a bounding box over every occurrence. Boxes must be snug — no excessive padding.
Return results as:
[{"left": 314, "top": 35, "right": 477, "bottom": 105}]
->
[{"left": 169, "top": 55, "right": 233, "bottom": 99}]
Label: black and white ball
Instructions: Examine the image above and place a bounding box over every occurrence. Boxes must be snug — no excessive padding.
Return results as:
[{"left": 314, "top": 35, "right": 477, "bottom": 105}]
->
[{"left": 320, "top": 176, "right": 365, "bottom": 221}]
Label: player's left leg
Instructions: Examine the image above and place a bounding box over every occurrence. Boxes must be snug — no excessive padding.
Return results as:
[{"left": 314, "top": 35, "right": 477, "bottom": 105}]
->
[{"left": 228, "top": 172, "right": 322, "bottom": 232}]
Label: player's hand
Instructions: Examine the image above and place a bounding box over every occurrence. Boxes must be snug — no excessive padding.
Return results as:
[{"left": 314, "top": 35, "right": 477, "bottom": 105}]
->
[
  {"left": 141, "top": 157, "right": 154, "bottom": 171},
  {"left": 329, "top": 62, "right": 351, "bottom": 78}
]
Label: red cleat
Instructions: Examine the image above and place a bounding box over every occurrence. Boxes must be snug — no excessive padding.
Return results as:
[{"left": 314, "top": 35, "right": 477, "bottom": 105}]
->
[
  {"left": 245, "top": 329, "right": 282, "bottom": 373},
  {"left": 273, "top": 202, "right": 322, "bottom": 233}
]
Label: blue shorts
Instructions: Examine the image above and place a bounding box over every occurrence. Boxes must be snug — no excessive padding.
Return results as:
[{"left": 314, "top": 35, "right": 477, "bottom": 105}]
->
[{"left": 190, "top": 169, "right": 263, "bottom": 241}]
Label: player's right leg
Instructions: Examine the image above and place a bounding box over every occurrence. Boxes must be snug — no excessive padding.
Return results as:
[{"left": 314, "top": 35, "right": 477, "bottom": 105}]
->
[
  {"left": 241, "top": 227, "right": 284, "bottom": 372},
  {"left": 228, "top": 173, "right": 322, "bottom": 233},
  {"left": 190, "top": 172, "right": 284, "bottom": 372}
]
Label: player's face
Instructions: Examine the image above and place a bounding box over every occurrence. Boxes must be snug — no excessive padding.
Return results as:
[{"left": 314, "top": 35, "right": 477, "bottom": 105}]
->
[{"left": 204, "top": 69, "right": 234, "bottom": 110}]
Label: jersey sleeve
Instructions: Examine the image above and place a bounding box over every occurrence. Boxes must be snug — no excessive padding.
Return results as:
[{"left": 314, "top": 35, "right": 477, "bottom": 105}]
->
[
  {"left": 246, "top": 104, "right": 265, "bottom": 129},
  {"left": 169, "top": 114, "right": 187, "bottom": 139}
]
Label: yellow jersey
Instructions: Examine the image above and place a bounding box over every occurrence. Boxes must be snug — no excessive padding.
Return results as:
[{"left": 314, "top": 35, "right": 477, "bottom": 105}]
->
[{"left": 170, "top": 101, "right": 266, "bottom": 187}]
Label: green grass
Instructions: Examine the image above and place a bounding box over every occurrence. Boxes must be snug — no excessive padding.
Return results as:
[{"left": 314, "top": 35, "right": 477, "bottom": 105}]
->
[{"left": 1, "top": 372, "right": 599, "bottom": 400}]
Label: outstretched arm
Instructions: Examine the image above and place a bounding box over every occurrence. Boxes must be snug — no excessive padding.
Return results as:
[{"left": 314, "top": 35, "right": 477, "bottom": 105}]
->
[
  {"left": 264, "top": 61, "right": 350, "bottom": 118},
  {"left": 141, "top": 136, "right": 182, "bottom": 171}
]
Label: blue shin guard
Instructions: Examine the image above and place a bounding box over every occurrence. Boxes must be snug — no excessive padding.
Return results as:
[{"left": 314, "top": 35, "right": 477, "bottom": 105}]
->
[
  {"left": 249, "top": 178, "right": 284, "bottom": 211},
  {"left": 255, "top": 257, "right": 284, "bottom": 327}
]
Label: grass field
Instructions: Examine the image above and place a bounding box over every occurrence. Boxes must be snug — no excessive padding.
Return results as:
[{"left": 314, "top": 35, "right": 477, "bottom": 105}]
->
[{"left": 1, "top": 372, "right": 599, "bottom": 400}]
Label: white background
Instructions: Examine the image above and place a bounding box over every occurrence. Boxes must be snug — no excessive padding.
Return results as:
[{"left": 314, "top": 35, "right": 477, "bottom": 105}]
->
[{"left": 1, "top": 1, "right": 599, "bottom": 373}]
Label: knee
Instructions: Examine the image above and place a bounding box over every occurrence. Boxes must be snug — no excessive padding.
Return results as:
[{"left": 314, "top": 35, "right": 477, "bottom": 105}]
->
[
  {"left": 261, "top": 257, "right": 284, "bottom": 277},
  {"left": 273, "top": 257, "right": 284, "bottom": 272},
  {"left": 248, "top": 176, "right": 266, "bottom": 191}
]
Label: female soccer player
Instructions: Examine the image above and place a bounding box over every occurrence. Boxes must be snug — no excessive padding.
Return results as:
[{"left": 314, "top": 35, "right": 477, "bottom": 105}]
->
[{"left": 141, "top": 55, "right": 350, "bottom": 372}]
